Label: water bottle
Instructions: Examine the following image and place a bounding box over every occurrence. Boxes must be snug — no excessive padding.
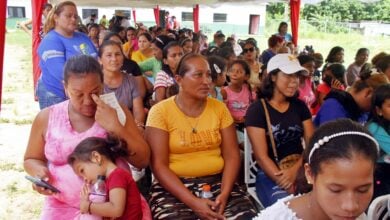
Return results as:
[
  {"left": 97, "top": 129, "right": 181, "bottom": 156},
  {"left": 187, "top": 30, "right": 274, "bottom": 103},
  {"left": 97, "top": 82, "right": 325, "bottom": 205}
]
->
[
  {"left": 79, "top": 175, "right": 106, "bottom": 220},
  {"left": 200, "top": 184, "right": 213, "bottom": 199}
]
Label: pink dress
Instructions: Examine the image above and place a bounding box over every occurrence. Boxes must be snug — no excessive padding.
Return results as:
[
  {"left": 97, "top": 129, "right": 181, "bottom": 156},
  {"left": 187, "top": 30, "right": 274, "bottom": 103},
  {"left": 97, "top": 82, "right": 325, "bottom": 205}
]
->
[
  {"left": 298, "top": 78, "right": 316, "bottom": 110},
  {"left": 224, "top": 84, "right": 252, "bottom": 120},
  {"left": 40, "top": 100, "right": 151, "bottom": 220}
]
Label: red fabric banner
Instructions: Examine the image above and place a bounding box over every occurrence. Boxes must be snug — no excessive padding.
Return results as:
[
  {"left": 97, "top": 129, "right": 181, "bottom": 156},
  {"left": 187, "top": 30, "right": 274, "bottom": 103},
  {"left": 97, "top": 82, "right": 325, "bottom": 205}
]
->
[
  {"left": 32, "top": 0, "right": 47, "bottom": 99},
  {"left": 0, "top": 0, "right": 5, "bottom": 110},
  {"left": 132, "top": 9, "right": 137, "bottom": 24},
  {"left": 153, "top": 6, "right": 160, "bottom": 26},
  {"left": 290, "top": 0, "right": 300, "bottom": 46},
  {"left": 193, "top": 4, "right": 199, "bottom": 33}
]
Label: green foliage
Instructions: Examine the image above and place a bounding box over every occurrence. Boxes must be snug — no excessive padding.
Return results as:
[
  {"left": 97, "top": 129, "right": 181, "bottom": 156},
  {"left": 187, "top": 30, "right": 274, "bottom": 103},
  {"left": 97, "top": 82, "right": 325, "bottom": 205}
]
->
[
  {"left": 266, "top": 2, "right": 286, "bottom": 19},
  {"left": 303, "top": 0, "right": 390, "bottom": 22}
]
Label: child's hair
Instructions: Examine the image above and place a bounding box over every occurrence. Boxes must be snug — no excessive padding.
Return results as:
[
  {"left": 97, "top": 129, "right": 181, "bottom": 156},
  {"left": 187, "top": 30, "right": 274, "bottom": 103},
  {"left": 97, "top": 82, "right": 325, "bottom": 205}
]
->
[
  {"left": 179, "top": 38, "right": 192, "bottom": 47},
  {"left": 98, "top": 40, "right": 124, "bottom": 58},
  {"left": 229, "top": 60, "right": 251, "bottom": 77},
  {"left": 376, "top": 55, "right": 390, "bottom": 74},
  {"left": 297, "top": 54, "right": 315, "bottom": 66},
  {"left": 102, "top": 32, "right": 122, "bottom": 42},
  {"left": 304, "top": 119, "right": 378, "bottom": 177},
  {"left": 355, "top": 48, "right": 369, "bottom": 60},
  {"left": 138, "top": 32, "right": 152, "bottom": 42},
  {"left": 371, "top": 84, "right": 390, "bottom": 134},
  {"left": 63, "top": 55, "right": 103, "bottom": 84},
  {"left": 325, "top": 63, "right": 346, "bottom": 84},
  {"left": 207, "top": 56, "right": 227, "bottom": 82},
  {"left": 68, "top": 136, "right": 129, "bottom": 165},
  {"left": 371, "top": 52, "right": 387, "bottom": 67},
  {"left": 325, "top": 46, "right": 344, "bottom": 63},
  {"left": 161, "top": 41, "right": 180, "bottom": 77},
  {"left": 295, "top": 119, "right": 379, "bottom": 194}
]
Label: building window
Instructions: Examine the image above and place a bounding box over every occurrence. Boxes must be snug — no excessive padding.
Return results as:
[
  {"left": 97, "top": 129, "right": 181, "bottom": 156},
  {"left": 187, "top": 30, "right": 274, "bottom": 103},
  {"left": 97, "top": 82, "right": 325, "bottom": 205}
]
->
[
  {"left": 8, "top": 7, "right": 26, "bottom": 18},
  {"left": 182, "top": 12, "right": 193, "bottom": 21},
  {"left": 82, "top": 9, "right": 98, "bottom": 19},
  {"left": 213, "top": 13, "right": 227, "bottom": 22}
]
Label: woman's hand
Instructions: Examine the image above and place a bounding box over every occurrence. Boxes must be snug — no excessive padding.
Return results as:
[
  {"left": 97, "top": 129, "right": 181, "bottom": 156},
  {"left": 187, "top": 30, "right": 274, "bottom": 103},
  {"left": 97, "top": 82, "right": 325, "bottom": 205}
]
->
[
  {"left": 31, "top": 167, "right": 56, "bottom": 195},
  {"left": 91, "top": 94, "right": 122, "bottom": 133},
  {"left": 190, "top": 197, "right": 225, "bottom": 220},
  {"left": 215, "top": 193, "right": 229, "bottom": 215},
  {"left": 331, "top": 78, "right": 343, "bottom": 90},
  {"left": 274, "top": 166, "right": 298, "bottom": 191},
  {"left": 80, "top": 183, "right": 91, "bottom": 214}
]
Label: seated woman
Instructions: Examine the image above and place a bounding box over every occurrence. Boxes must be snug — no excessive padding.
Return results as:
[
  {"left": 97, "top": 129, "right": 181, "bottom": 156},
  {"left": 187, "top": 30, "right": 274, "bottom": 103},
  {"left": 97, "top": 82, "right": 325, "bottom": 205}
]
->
[
  {"left": 132, "top": 33, "right": 154, "bottom": 63},
  {"left": 254, "top": 119, "right": 380, "bottom": 220},
  {"left": 145, "top": 53, "right": 258, "bottom": 220},
  {"left": 367, "top": 84, "right": 390, "bottom": 199},
  {"left": 245, "top": 54, "right": 314, "bottom": 208},
  {"left": 23, "top": 55, "right": 150, "bottom": 219},
  {"left": 314, "top": 72, "right": 389, "bottom": 127},
  {"left": 98, "top": 40, "right": 145, "bottom": 130}
]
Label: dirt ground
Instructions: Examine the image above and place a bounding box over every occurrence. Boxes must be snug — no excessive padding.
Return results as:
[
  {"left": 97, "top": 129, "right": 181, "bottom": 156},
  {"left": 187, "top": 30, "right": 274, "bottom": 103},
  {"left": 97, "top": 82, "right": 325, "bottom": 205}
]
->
[{"left": 0, "top": 31, "right": 42, "bottom": 219}]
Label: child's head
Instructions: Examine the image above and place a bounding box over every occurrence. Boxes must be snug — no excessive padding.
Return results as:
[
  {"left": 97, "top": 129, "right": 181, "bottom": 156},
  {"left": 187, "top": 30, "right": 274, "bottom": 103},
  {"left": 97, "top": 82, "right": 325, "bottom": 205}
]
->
[
  {"left": 207, "top": 56, "right": 227, "bottom": 87},
  {"left": 68, "top": 136, "right": 129, "bottom": 183},
  {"left": 304, "top": 119, "right": 378, "bottom": 219},
  {"left": 322, "top": 63, "right": 346, "bottom": 86},
  {"left": 88, "top": 23, "right": 100, "bottom": 38},
  {"left": 228, "top": 60, "right": 250, "bottom": 86},
  {"left": 325, "top": 46, "right": 344, "bottom": 63},
  {"left": 354, "top": 48, "right": 369, "bottom": 65},
  {"left": 371, "top": 84, "right": 390, "bottom": 132},
  {"left": 179, "top": 38, "right": 193, "bottom": 54},
  {"left": 162, "top": 41, "right": 183, "bottom": 76}
]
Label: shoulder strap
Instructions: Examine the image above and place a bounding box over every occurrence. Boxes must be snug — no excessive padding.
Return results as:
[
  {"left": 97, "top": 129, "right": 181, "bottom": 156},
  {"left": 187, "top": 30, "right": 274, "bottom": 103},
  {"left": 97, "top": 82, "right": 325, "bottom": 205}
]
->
[{"left": 260, "top": 99, "right": 279, "bottom": 163}]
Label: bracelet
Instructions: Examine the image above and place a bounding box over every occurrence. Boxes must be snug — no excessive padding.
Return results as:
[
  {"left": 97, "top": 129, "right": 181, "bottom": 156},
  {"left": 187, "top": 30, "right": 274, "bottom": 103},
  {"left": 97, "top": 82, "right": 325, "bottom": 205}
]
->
[
  {"left": 88, "top": 201, "right": 92, "bottom": 214},
  {"left": 135, "top": 121, "right": 145, "bottom": 128}
]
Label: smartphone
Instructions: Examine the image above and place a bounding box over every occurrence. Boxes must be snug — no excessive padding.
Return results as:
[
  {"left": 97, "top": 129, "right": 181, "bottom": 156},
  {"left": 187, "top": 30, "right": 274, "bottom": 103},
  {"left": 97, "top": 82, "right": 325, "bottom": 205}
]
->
[{"left": 25, "top": 176, "right": 61, "bottom": 193}]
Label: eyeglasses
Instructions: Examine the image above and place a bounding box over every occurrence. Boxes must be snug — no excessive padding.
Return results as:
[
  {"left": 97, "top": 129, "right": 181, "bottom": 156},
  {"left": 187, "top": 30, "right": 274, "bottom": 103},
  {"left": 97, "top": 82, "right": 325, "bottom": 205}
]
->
[{"left": 243, "top": 47, "right": 255, "bottom": 53}]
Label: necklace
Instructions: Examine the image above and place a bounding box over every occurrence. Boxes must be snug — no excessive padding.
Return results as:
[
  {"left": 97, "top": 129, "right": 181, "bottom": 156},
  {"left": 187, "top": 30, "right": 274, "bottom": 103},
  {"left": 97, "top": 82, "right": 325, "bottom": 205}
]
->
[{"left": 175, "top": 96, "right": 203, "bottom": 134}]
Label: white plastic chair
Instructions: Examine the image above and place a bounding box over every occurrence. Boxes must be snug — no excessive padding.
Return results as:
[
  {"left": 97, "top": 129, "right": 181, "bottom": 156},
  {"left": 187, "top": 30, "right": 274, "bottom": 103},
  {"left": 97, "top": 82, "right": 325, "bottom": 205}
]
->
[
  {"left": 367, "top": 194, "right": 390, "bottom": 220},
  {"left": 244, "top": 128, "right": 264, "bottom": 210}
]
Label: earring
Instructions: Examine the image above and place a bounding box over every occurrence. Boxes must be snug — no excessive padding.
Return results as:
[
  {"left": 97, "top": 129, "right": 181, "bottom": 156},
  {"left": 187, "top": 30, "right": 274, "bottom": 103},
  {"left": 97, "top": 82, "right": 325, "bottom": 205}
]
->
[{"left": 307, "top": 180, "right": 311, "bottom": 184}]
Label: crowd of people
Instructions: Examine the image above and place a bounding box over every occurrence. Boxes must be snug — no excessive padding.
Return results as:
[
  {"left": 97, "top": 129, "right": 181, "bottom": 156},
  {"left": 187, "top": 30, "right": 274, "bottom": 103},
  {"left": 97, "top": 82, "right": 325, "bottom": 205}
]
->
[{"left": 23, "top": 1, "right": 390, "bottom": 219}]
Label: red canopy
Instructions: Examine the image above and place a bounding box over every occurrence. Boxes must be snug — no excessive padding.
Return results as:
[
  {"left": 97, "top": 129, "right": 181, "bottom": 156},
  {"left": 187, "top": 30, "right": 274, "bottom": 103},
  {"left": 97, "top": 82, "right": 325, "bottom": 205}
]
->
[{"left": 0, "top": 1, "right": 5, "bottom": 110}]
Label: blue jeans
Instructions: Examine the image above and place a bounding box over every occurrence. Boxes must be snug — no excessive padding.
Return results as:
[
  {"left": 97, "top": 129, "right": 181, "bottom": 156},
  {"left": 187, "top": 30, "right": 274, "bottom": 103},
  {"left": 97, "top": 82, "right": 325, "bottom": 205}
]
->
[
  {"left": 255, "top": 170, "right": 289, "bottom": 208},
  {"left": 36, "top": 78, "right": 65, "bottom": 110}
]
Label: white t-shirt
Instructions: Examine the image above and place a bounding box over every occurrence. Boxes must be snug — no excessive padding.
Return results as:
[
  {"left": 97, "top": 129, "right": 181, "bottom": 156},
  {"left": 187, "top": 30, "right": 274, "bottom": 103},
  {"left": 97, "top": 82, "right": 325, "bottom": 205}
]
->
[{"left": 253, "top": 195, "right": 367, "bottom": 220}]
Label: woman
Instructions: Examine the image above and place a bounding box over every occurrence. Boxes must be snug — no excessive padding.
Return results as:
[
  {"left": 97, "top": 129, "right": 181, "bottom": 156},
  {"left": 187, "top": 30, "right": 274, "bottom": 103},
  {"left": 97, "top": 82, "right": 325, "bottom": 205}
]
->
[
  {"left": 261, "top": 35, "right": 284, "bottom": 66},
  {"left": 98, "top": 40, "right": 145, "bottom": 129},
  {"left": 322, "top": 46, "right": 344, "bottom": 71},
  {"left": 255, "top": 119, "right": 379, "bottom": 220},
  {"left": 139, "top": 35, "right": 174, "bottom": 85},
  {"left": 376, "top": 55, "right": 390, "bottom": 81},
  {"left": 145, "top": 53, "right": 258, "bottom": 220},
  {"left": 122, "top": 27, "right": 138, "bottom": 59},
  {"left": 314, "top": 72, "right": 389, "bottom": 127},
  {"left": 153, "top": 41, "right": 183, "bottom": 104},
  {"left": 275, "top": 22, "right": 292, "bottom": 43},
  {"left": 132, "top": 33, "right": 154, "bottom": 63},
  {"left": 24, "top": 55, "right": 150, "bottom": 219},
  {"left": 297, "top": 55, "right": 317, "bottom": 114},
  {"left": 103, "top": 32, "right": 147, "bottom": 100},
  {"left": 242, "top": 39, "right": 263, "bottom": 90},
  {"left": 346, "top": 48, "right": 369, "bottom": 86},
  {"left": 245, "top": 54, "right": 314, "bottom": 207},
  {"left": 368, "top": 84, "right": 390, "bottom": 199},
  {"left": 37, "top": 1, "right": 97, "bottom": 109}
]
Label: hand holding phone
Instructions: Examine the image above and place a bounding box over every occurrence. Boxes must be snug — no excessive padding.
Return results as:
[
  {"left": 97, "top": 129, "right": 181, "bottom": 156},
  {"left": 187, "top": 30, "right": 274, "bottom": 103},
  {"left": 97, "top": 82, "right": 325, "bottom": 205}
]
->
[{"left": 25, "top": 176, "right": 61, "bottom": 193}]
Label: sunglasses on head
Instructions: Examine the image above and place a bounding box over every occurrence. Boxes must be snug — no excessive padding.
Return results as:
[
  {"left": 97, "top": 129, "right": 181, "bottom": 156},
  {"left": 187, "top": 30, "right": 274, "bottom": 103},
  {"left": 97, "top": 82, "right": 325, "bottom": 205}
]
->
[{"left": 243, "top": 47, "right": 255, "bottom": 53}]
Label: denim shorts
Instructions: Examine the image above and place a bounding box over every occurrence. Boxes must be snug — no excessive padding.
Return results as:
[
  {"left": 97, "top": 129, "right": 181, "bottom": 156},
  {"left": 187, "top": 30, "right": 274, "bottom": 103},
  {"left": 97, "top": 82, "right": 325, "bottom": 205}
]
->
[{"left": 36, "top": 78, "right": 65, "bottom": 110}]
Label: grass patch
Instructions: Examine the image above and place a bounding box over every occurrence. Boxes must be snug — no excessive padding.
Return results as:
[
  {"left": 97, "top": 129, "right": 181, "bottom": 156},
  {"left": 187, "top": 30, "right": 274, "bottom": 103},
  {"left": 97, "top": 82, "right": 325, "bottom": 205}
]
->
[
  {"left": 1, "top": 98, "right": 14, "bottom": 104},
  {"left": 5, "top": 30, "right": 31, "bottom": 48}
]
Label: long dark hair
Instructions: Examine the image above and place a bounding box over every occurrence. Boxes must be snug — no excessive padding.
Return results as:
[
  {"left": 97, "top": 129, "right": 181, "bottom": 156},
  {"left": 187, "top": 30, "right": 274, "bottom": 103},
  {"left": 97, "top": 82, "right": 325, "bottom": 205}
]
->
[
  {"left": 68, "top": 136, "right": 129, "bottom": 165},
  {"left": 256, "top": 69, "right": 298, "bottom": 100},
  {"left": 63, "top": 55, "right": 103, "bottom": 85},
  {"left": 371, "top": 84, "right": 390, "bottom": 134},
  {"left": 325, "top": 46, "right": 344, "bottom": 63},
  {"left": 161, "top": 41, "right": 180, "bottom": 77}
]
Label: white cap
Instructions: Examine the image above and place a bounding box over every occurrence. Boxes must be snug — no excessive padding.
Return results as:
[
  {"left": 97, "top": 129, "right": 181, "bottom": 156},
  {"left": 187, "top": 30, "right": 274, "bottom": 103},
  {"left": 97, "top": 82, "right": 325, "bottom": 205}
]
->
[{"left": 267, "top": 54, "right": 308, "bottom": 76}]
